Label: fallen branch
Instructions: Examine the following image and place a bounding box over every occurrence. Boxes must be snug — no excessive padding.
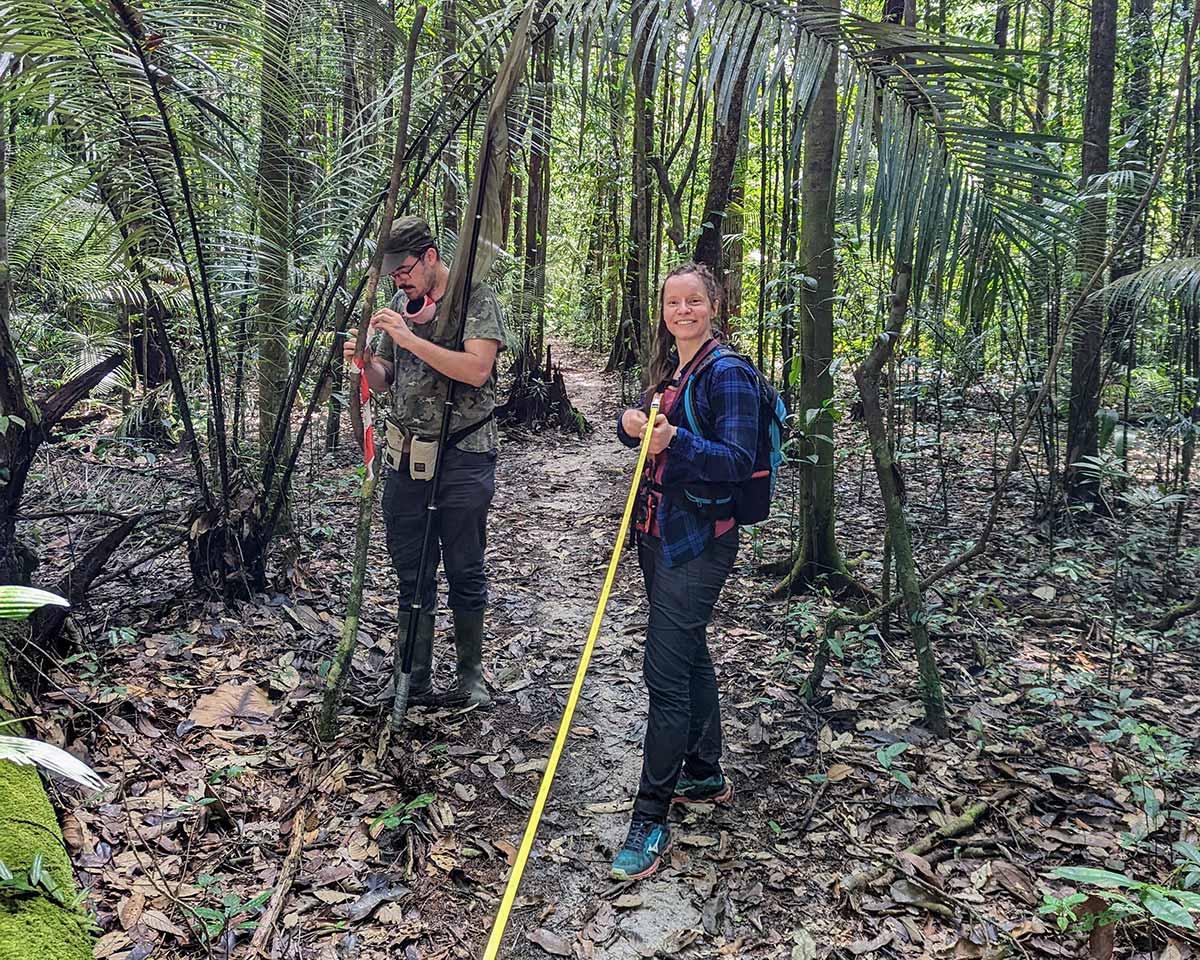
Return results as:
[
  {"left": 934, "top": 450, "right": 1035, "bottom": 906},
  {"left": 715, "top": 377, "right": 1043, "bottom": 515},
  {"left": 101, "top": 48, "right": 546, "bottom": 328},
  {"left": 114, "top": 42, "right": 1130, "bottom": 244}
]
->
[
  {"left": 1151, "top": 593, "right": 1200, "bottom": 633},
  {"left": 249, "top": 808, "right": 307, "bottom": 955},
  {"left": 33, "top": 515, "right": 140, "bottom": 648},
  {"left": 838, "top": 787, "right": 1020, "bottom": 895}
]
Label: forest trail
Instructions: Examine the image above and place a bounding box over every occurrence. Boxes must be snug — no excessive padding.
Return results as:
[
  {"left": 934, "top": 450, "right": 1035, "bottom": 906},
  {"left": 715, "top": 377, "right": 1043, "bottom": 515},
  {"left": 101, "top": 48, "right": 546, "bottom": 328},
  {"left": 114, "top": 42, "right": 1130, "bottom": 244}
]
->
[{"left": 483, "top": 349, "right": 772, "bottom": 959}]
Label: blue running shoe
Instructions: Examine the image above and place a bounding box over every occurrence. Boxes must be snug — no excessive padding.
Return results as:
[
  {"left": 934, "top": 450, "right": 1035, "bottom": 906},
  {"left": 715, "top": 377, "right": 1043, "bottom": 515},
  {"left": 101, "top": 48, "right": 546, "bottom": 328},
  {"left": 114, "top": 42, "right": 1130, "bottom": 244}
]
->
[
  {"left": 610, "top": 818, "right": 672, "bottom": 881},
  {"left": 672, "top": 773, "right": 734, "bottom": 807}
]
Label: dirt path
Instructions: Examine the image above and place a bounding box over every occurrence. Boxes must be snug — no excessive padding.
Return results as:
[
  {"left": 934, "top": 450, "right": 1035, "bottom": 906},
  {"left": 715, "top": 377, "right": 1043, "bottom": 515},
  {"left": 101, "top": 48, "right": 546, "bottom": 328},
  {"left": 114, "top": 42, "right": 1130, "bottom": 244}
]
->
[
  {"left": 488, "top": 351, "right": 707, "bottom": 959},
  {"left": 481, "top": 348, "right": 818, "bottom": 959}
]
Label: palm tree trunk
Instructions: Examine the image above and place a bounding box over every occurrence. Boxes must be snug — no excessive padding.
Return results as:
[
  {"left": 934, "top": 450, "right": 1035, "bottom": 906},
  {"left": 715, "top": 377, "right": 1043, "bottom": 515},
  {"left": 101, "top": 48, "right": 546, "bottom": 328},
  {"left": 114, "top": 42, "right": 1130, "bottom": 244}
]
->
[{"left": 256, "top": 0, "right": 295, "bottom": 479}]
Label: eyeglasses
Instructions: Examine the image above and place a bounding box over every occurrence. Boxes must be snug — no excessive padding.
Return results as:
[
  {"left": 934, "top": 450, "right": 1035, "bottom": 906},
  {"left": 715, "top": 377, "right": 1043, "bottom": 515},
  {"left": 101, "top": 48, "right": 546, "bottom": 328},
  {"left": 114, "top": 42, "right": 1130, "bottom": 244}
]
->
[
  {"left": 390, "top": 246, "right": 431, "bottom": 280},
  {"left": 390, "top": 257, "right": 421, "bottom": 280}
]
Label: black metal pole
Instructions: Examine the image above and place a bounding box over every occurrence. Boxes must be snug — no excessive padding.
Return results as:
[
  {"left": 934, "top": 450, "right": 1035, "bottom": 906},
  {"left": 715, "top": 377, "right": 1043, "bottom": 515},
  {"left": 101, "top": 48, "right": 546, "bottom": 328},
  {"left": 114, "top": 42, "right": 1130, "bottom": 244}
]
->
[{"left": 391, "top": 137, "right": 495, "bottom": 729}]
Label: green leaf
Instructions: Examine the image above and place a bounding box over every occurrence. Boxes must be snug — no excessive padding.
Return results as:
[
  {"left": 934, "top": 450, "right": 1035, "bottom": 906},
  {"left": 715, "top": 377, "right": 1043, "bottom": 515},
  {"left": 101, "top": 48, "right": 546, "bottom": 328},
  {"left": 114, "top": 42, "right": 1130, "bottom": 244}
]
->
[
  {"left": 1143, "top": 893, "right": 1196, "bottom": 929},
  {"left": 1051, "top": 866, "right": 1141, "bottom": 889},
  {"left": 891, "top": 769, "right": 914, "bottom": 789},
  {"left": 1165, "top": 889, "right": 1200, "bottom": 911}
]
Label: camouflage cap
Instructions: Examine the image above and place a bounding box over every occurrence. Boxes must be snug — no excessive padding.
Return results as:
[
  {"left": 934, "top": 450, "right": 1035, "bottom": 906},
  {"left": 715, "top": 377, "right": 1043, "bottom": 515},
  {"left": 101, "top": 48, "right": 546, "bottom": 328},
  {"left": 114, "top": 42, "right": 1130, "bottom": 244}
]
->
[{"left": 381, "top": 216, "right": 436, "bottom": 275}]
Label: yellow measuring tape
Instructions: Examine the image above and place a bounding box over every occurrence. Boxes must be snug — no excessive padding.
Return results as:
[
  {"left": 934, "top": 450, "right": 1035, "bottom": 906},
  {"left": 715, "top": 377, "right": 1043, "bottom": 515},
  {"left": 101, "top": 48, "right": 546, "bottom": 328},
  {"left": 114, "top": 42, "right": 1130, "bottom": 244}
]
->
[{"left": 481, "top": 399, "right": 660, "bottom": 959}]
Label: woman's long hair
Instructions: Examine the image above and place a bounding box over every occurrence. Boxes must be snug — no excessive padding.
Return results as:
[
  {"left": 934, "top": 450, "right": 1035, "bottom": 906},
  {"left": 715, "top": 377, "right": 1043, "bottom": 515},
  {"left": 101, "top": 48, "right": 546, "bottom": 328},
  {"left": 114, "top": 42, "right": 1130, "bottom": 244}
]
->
[{"left": 645, "top": 262, "right": 724, "bottom": 408}]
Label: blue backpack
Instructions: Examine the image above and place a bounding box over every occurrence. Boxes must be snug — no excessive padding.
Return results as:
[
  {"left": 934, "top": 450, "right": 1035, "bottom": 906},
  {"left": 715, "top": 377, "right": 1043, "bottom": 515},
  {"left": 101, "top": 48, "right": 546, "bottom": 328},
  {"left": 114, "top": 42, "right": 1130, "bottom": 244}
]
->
[{"left": 670, "top": 343, "right": 787, "bottom": 525}]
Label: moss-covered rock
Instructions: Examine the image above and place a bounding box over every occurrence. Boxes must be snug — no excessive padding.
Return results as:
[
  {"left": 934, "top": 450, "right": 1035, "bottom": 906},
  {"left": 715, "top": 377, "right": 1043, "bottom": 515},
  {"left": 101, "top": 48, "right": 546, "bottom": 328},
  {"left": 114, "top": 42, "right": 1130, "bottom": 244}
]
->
[
  {"left": 0, "top": 892, "right": 93, "bottom": 960},
  {"left": 0, "top": 761, "right": 75, "bottom": 889},
  {"left": 0, "top": 625, "right": 95, "bottom": 960}
]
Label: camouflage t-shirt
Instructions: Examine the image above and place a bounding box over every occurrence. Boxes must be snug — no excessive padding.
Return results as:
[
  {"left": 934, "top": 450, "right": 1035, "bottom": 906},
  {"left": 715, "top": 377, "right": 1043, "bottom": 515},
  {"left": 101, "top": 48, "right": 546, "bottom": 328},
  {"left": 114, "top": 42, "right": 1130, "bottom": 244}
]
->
[{"left": 378, "top": 284, "right": 506, "bottom": 454}]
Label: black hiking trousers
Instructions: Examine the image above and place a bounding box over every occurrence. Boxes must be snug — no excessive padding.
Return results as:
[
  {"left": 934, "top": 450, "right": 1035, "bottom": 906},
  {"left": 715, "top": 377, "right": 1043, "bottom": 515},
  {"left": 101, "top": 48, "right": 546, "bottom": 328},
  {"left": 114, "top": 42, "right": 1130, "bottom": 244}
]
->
[
  {"left": 633, "top": 527, "right": 739, "bottom": 823},
  {"left": 381, "top": 447, "right": 496, "bottom": 614}
]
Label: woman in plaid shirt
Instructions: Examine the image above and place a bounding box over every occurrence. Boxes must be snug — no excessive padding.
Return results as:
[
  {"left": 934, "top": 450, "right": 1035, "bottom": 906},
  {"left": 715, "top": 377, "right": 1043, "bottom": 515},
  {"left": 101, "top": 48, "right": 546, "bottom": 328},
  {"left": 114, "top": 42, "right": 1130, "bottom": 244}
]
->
[{"left": 611, "top": 262, "right": 760, "bottom": 881}]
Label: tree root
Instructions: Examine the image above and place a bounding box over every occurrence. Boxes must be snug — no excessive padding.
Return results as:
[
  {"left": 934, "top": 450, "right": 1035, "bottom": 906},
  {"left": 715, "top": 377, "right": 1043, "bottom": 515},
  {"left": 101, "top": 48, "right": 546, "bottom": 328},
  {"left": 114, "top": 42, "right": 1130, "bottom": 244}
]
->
[
  {"left": 770, "top": 562, "right": 876, "bottom": 602},
  {"left": 838, "top": 787, "right": 1021, "bottom": 896},
  {"left": 1151, "top": 593, "right": 1200, "bottom": 633}
]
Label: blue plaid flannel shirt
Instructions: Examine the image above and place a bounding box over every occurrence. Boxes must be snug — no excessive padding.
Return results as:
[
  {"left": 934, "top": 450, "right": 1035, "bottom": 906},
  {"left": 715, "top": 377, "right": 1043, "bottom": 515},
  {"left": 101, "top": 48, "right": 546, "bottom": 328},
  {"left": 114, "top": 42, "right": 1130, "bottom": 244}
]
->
[{"left": 617, "top": 349, "right": 760, "bottom": 568}]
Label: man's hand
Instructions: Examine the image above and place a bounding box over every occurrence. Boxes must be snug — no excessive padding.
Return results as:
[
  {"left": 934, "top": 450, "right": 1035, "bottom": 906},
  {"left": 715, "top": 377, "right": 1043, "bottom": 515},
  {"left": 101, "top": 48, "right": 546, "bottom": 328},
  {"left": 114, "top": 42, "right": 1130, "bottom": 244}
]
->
[
  {"left": 342, "top": 328, "right": 372, "bottom": 365},
  {"left": 647, "top": 414, "right": 676, "bottom": 455},
  {"left": 621, "top": 408, "right": 649, "bottom": 439},
  {"left": 371, "top": 307, "right": 414, "bottom": 347},
  {"left": 342, "top": 327, "right": 392, "bottom": 392}
]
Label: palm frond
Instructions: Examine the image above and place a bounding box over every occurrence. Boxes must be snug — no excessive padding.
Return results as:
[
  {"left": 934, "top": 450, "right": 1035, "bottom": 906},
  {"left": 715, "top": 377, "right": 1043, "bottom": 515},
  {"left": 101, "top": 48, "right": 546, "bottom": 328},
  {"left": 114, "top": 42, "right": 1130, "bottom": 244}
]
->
[
  {"left": 0, "top": 736, "right": 106, "bottom": 792},
  {"left": 1100, "top": 257, "right": 1200, "bottom": 313}
]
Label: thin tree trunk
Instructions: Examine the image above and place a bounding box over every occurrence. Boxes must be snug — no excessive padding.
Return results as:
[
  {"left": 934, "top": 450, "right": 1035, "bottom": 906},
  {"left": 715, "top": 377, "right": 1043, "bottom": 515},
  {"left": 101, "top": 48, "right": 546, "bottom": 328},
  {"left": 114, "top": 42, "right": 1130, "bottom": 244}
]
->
[
  {"left": 1065, "top": 0, "right": 1117, "bottom": 503},
  {"left": 693, "top": 25, "right": 759, "bottom": 285},
  {"left": 320, "top": 6, "right": 426, "bottom": 741},
  {"left": 326, "top": 14, "right": 360, "bottom": 452},
  {"left": 854, "top": 256, "right": 949, "bottom": 737},
  {"left": 632, "top": 2, "right": 654, "bottom": 373},
  {"left": 441, "top": 0, "right": 460, "bottom": 234},
  {"left": 1027, "top": 0, "right": 1055, "bottom": 356},
  {"left": 774, "top": 0, "right": 859, "bottom": 597}
]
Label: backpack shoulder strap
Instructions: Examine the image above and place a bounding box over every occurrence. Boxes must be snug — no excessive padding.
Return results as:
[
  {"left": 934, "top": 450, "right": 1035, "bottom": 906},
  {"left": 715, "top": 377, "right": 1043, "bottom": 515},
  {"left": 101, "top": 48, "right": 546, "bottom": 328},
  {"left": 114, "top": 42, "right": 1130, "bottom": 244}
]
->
[{"left": 679, "top": 346, "right": 755, "bottom": 435}]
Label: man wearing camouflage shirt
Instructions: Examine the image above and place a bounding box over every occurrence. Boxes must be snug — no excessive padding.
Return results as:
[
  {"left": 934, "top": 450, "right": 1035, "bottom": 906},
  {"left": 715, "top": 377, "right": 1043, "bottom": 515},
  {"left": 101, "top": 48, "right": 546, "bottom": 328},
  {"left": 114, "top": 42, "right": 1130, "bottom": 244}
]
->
[{"left": 344, "top": 216, "right": 505, "bottom": 708}]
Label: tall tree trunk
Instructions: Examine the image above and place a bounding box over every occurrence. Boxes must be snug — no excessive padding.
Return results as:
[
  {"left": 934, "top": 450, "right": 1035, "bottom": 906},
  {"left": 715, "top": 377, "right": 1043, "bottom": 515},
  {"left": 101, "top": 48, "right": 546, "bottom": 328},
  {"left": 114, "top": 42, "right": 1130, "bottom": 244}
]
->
[
  {"left": 774, "top": 0, "right": 856, "bottom": 595},
  {"left": 1107, "top": 0, "right": 1153, "bottom": 363},
  {"left": 440, "top": 0, "right": 460, "bottom": 234},
  {"left": 616, "top": 2, "right": 655, "bottom": 377},
  {"left": 693, "top": 30, "right": 758, "bottom": 285},
  {"left": 255, "top": 0, "right": 295, "bottom": 477},
  {"left": 524, "top": 27, "right": 553, "bottom": 361},
  {"left": 1065, "top": 0, "right": 1117, "bottom": 503}
]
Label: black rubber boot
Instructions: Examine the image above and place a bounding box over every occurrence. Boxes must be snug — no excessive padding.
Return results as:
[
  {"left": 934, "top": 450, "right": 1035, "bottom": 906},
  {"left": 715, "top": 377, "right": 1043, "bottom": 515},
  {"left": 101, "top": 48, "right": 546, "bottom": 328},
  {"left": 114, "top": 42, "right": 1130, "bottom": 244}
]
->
[
  {"left": 384, "top": 609, "right": 437, "bottom": 707},
  {"left": 437, "top": 609, "right": 492, "bottom": 707}
]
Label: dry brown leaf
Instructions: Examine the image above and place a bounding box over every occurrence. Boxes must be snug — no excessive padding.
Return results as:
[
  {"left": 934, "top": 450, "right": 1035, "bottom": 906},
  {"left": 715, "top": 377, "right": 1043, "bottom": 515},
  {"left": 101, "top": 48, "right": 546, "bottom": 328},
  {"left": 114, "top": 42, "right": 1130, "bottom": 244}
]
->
[
  {"left": 94, "top": 930, "right": 132, "bottom": 959},
  {"left": 826, "top": 763, "right": 854, "bottom": 782},
  {"left": 677, "top": 833, "right": 718, "bottom": 848},
  {"left": 494, "top": 839, "right": 518, "bottom": 865},
  {"left": 527, "top": 927, "right": 573, "bottom": 956},
  {"left": 61, "top": 813, "right": 88, "bottom": 854},
  {"left": 142, "top": 907, "right": 186, "bottom": 938},
  {"left": 117, "top": 891, "right": 145, "bottom": 930},
  {"left": 188, "top": 682, "right": 272, "bottom": 728},
  {"left": 580, "top": 799, "right": 633, "bottom": 815}
]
